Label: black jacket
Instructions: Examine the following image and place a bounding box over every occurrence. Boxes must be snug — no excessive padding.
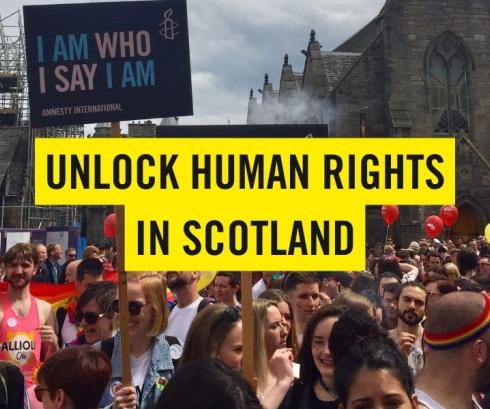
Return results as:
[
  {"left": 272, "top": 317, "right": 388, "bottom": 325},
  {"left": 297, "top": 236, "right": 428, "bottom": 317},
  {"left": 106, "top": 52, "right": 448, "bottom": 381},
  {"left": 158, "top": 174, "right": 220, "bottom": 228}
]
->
[
  {"left": 279, "top": 380, "right": 339, "bottom": 409},
  {"left": 33, "top": 259, "right": 64, "bottom": 284}
]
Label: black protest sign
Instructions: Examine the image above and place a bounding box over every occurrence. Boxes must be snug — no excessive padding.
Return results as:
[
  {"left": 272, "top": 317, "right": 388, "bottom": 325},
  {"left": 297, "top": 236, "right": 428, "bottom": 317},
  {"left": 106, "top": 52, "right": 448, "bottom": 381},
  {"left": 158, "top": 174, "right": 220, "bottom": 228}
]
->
[{"left": 24, "top": 0, "right": 193, "bottom": 128}]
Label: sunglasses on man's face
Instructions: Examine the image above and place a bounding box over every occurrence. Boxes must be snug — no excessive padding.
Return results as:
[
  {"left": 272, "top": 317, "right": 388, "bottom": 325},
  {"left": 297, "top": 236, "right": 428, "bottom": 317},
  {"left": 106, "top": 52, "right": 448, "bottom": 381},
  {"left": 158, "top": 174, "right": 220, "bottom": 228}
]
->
[
  {"left": 34, "top": 385, "right": 49, "bottom": 402},
  {"left": 77, "top": 311, "right": 106, "bottom": 324},
  {"left": 111, "top": 300, "right": 148, "bottom": 315},
  {"left": 67, "top": 253, "right": 77, "bottom": 258}
]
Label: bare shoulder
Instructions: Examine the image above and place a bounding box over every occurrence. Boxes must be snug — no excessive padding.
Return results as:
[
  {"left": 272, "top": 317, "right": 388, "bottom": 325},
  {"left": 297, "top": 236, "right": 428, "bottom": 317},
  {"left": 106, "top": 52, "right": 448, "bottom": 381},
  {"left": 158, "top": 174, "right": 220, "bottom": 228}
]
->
[{"left": 35, "top": 297, "right": 54, "bottom": 323}]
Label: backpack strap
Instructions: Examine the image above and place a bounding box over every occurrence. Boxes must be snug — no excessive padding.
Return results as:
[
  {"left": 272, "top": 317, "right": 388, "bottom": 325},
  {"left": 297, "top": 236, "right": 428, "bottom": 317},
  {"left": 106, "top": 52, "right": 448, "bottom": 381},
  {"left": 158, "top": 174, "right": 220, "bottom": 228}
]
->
[{"left": 197, "top": 298, "right": 213, "bottom": 312}]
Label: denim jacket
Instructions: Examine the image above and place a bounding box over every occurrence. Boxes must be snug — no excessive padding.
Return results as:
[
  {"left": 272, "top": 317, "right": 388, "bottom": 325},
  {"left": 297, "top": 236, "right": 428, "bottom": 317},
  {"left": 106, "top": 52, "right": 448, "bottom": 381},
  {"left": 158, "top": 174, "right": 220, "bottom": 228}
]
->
[{"left": 95, "top": 332, "right": 174, "bottom": 409}]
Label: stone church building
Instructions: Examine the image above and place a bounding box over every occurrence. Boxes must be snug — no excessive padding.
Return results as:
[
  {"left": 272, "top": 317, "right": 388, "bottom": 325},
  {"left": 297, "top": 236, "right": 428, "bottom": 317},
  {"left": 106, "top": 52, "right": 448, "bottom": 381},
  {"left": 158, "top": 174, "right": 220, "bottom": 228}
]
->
[{"left": 247, "top": 0, "right": 490, "bottom": 246}]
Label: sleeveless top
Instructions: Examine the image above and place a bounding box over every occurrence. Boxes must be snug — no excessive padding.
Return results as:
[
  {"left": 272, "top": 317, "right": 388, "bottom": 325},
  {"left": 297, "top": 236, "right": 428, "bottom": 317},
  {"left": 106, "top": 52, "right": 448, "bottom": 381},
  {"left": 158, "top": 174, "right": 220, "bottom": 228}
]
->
[{"left": 0, "top": 293, "right": 42, "bottom": 388}]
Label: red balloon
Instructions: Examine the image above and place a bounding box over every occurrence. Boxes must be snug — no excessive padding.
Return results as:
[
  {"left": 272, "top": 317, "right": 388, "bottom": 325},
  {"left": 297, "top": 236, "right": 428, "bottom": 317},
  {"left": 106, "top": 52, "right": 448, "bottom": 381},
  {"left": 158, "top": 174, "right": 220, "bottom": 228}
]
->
[
  {"left": 439, "top": 205, "right": 459, "bottom": 227},
  {"left": 381, "top": 205, "right": 399, "bottom": 226},
  {"left": 424, "top": 215, "right": 443, "bottom": 239},
  {"left": 104, "top": 213, "right": 116, "bottom": 238}
]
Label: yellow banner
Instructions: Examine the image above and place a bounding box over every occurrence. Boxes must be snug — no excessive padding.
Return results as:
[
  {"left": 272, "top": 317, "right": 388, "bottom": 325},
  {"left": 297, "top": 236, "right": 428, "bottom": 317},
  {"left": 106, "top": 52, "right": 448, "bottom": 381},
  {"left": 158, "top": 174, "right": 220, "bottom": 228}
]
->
[{"left": 35, "top": 137, "right": 455, "bottom": 270}]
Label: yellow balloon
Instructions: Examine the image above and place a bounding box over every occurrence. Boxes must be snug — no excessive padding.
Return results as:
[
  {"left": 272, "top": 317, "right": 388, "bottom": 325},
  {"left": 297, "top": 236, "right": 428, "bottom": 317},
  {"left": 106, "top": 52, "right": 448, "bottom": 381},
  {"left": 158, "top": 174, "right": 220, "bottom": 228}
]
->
[
  {"left": 485, "top": 223, "right": 490, "bottom": 242},
  {"left": 198, "top": 271, "right": 217, "bottom": 292}
]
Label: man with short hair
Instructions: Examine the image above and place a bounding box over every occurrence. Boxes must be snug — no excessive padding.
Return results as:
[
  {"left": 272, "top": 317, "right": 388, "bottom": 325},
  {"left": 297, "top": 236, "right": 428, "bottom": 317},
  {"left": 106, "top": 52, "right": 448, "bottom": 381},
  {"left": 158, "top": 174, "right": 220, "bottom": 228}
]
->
[
  {"left": 469, "top": 239, "right": 480, "bottom": 255},
  {"left": 416, "top": 292, "right": 490, "bottom": 409},
  {"left": 381, "top": 282, "right": 401, "bottom": 330},
  {"left": 56, "top": 260, "right": 85, "bottom": 346},
  {"left": 61, "top": 247, "right": 77, "bottom": 276},
  {"left": 34, "top": 243, "right": 63, "bottom": 284},
  {"left": 0, "top": 243, "right": 58, "bottom": 388},
  {"left": 35, "top": 243, "right": 47, "bottom": 263},
  {"left": 164, "top": 271, "right": 208, "bottom": 344},
  {"left": 389, "top": 281, "right": 427, "bottom": 377},
  {"left": 75, "top": 258, "right": 104, "bottom": 295},
  {"left": 318, "top": 271, "right": 352, "bottom": 301},
  {"left": 35, "top": 346, "right": 111, "bottom": 409},
  {"left": 214, "top": 272, "right": 241, "bottom": 307},
  {"left": 479, "top": 257, "right": 490, "bottom": 279},
  {"left": 457, "top": 249, "right": 479, "bottom": 279},
  {"left": 283, "top": 272, "right": 320, "bottom": 346},
  {"left": 426, "top": 251, "right": 442, "bottom": 273},
  {"left": 64, "top": 259, "right": 80, "bottom": 284},
  {"left": 377, "top": 272, "right": 401, "bottom": 298}
]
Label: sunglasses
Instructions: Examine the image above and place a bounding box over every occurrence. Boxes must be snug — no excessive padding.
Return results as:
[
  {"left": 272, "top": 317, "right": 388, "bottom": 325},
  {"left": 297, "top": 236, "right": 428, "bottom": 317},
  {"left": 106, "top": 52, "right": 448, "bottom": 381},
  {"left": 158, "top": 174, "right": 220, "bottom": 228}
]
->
[
  {"left": 34, "top": 385, "right": 49, "bottom": 402},
  {"left": 211, "top": 306, "right": 241, "bottom": 332},
  {"left": 111, "top": 300, "right": 148, "bottom": 316},
  {"left": 67, "top": 253, "right": 77, "bottom": 258},
  {"left": 77, "top": 311, "right": 106, "bottom": 324}
]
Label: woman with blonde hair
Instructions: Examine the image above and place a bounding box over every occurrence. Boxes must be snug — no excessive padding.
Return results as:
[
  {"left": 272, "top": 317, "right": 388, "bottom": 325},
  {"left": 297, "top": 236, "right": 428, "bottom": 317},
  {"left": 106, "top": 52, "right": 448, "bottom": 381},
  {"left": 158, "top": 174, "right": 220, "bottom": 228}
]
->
[
  {"left": 258, "top": 289, "right": 299, "bottom": 359},
  {"left": 96, "top": 272, "right": 176, "bottom": 409},
  {"left": 253, "top": 299, "right": 294, "bottom": 409},
  {"left": 443, "top": 262, "right": 460, "bottom": 281},
  {"left": 180, "top": 303, "right": 242, "bottom": 370}
]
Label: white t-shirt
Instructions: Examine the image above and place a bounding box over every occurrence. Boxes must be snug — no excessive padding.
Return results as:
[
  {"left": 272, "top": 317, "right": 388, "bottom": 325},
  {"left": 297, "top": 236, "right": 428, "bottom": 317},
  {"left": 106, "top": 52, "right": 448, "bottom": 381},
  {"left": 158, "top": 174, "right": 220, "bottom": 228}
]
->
[
  {"left": 408, "top": 336, "right": 424, "bottom": 377},
  {"left": 252, "top": 279, "right": 267, "bottom": 300},
  {"left": 61, "top": 314, "right": 77, "bottom": 345},
  {"left": 164, "top": 296, "right": 203, "bottom": 344},
  {"left": 131, "top": 348, "right": 152, "bottom": 392},
  {"left": 415, "top": 389, "right": 446, "bottom": 409}
]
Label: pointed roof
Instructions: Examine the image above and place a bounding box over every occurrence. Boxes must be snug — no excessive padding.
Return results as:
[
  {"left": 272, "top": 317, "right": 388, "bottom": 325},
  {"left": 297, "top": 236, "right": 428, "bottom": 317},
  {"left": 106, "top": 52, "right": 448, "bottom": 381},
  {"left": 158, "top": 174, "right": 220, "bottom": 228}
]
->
[
  {"left": 321, "top": 52, "right": 361, "bottom": 92},
  {"left": 334, "top": 0, "right": 390, "bottom": 52}
]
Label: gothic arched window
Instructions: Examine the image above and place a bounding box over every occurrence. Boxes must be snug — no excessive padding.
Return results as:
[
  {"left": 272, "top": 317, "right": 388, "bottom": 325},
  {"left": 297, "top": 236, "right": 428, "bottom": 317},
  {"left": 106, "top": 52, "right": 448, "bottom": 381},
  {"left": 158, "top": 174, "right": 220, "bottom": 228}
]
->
[{"left": 428, "top": 33, "right": 471, "bottom": 135}]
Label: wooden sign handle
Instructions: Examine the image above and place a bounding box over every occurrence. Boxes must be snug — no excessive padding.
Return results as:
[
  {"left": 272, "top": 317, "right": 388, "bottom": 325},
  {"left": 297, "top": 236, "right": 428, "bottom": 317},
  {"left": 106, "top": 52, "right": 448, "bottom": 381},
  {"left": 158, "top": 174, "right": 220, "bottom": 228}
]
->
[
  {"left": 112, "top": 122, "right": 131, "bottom": 387},
  {"left": 241, "top": 271, "right": 256, "bottom": 389}
]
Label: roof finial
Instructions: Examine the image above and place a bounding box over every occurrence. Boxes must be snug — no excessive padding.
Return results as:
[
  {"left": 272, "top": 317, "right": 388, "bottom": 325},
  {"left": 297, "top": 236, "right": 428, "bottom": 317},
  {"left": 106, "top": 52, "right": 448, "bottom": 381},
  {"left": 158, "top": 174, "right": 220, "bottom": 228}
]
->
[
  {"left": 264, "top": 73, "right": 269, "bottom": 84},
  {"left": 310, "top": 29, "right": 316, "bottom": 43},
  {"left": 249, "top": 88, "right": 254, "bottom": 99},
  {"left": 284, "top": 54, "right": 289, "bottom": 66}
]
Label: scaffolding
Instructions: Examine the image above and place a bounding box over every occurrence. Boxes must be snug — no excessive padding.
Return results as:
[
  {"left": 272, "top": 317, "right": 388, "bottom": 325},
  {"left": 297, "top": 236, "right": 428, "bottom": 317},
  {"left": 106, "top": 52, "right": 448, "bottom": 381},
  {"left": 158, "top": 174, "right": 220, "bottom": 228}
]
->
[
  {"left": 0, "top": 10, "right": 84, "bottom": 230},
  {"left": 0, "top": 10, "right": 28, "bottom": 126}
]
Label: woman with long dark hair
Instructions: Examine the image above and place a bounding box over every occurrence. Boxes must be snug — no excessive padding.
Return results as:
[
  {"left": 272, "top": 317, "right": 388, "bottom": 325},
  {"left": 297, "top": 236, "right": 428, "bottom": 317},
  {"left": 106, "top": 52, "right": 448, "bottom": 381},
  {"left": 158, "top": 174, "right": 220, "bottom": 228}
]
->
[{"left": 281, "top": 305, "right": 345, "bottom": 409}]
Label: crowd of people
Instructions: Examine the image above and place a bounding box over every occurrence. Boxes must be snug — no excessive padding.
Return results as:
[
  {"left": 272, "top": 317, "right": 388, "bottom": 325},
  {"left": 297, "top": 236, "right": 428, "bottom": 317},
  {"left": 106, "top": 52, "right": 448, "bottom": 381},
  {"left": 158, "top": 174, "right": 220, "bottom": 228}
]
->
[{"left": 1, "top": 235, "right": 490, "bottom": 408}]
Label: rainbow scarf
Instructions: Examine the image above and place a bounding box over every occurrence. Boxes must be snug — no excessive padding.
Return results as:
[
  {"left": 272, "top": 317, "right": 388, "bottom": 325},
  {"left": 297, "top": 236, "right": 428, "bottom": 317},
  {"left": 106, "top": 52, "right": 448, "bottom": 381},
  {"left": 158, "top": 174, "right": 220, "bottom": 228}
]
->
[{"left": 424, "top": 294, "right": 490, "bottom": 350}]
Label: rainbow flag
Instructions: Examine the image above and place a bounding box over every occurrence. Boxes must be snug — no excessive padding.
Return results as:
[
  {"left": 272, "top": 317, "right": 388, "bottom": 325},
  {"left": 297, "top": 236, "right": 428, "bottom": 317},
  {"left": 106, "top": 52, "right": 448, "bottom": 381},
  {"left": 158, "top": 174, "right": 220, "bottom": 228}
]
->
[{"left": 0, "top": 270, "right": 216, "bottom": 310}]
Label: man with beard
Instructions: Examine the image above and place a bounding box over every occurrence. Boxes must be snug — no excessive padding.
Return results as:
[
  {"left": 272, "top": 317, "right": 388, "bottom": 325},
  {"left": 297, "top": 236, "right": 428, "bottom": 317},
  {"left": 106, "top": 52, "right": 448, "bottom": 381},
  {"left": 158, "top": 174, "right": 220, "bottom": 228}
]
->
[
  {"left": 389, "top": 281, "right": 427, "bottom": 377},
  {"left": 164, "top": 271, "right": 210, "bottom": 344},
  {"left": 417, "top": 292, "right": 490, "bottom": 409},
  {"left": 0, "top": 243, "right": 58, "bottom": 390}
]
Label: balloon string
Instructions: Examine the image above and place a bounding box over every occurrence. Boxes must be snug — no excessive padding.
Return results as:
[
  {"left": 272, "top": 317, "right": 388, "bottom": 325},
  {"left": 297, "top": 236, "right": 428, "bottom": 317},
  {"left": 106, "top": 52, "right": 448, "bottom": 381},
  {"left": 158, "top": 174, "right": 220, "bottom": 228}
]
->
[{"left": 385, "top": 225, "right": 390, "bottom": 245}]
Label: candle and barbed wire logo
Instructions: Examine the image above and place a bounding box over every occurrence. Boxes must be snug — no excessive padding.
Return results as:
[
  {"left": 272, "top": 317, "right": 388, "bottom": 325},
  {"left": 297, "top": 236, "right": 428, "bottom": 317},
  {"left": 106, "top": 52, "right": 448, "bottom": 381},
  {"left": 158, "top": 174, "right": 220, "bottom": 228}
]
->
[{"left": 159, "top": 9, "right": 179, "bottom": 40}]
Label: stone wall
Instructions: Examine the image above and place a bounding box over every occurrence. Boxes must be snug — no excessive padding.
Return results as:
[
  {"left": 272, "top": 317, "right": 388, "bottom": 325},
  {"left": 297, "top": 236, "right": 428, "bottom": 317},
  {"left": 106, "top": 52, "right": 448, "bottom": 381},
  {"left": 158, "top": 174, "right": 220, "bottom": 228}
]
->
[{"left": 329, "top": 33, "right": 389, "bottom": 136}]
